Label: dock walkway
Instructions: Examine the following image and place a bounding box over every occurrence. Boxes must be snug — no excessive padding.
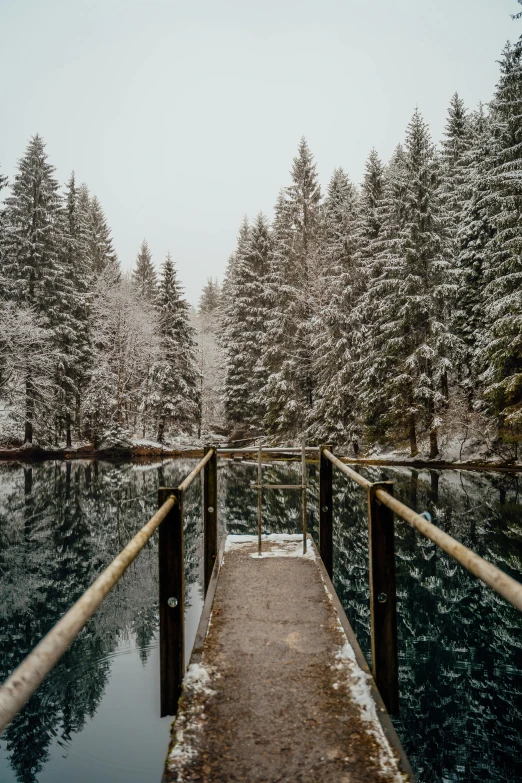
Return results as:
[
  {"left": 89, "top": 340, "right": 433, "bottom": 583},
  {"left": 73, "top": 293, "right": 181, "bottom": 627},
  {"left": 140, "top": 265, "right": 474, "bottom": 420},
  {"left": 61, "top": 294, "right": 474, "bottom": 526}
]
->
[{"left": 163, "top": 534, "right": 413, "bottom": 783}]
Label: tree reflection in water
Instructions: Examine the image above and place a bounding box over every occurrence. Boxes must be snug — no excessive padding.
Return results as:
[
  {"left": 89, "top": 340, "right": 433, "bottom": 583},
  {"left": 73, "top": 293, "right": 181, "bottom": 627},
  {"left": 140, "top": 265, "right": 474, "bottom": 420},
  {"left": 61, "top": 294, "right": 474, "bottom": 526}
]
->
[{"left": 0, "top": 458, "right": 521, "bottom": 782}]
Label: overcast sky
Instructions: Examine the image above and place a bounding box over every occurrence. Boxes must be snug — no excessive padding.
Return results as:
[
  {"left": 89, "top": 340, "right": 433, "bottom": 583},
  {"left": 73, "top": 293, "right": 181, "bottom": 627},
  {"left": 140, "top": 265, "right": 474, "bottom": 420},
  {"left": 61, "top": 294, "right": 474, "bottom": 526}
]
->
[{"left": 0, "top": 0, "right": 519, "bottom": 304}]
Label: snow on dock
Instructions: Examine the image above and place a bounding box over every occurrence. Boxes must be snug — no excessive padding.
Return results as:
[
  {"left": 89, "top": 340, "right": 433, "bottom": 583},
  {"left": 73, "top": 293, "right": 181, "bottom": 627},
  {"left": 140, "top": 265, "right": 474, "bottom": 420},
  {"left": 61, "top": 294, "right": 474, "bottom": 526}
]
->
[{"left": 163, "top": 534, "right": 413, "bottom": 782}]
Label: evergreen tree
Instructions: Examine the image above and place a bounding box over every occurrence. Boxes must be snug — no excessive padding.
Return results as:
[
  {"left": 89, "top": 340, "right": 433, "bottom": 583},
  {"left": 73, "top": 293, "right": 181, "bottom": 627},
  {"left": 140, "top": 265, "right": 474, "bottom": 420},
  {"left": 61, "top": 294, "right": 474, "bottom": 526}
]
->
[
  {"left": 262, "top": 139, "right": 322, "bottom": 439},
  {"left": 475, "top": 44, "right": 522, "bottom": 429},
  {"left": 456, "top": 105, "right": 494, "bottom": 386},
  {"left": 87, "top": 194, "right": 118, "bottom": 277},
  {"left": 439, "top": 93, "right": 470, "bottom": 221},
  {"left": 363, "top": 113, "right": 458, "bottom": 456},
  {"left": 1, "top": 135, "right": 62, "bottom": 443},
  {"left": 223, "top": 214, "right": 270, "bottom": 437},
  {"left": 438, "top": 95, "right": 473, "bottom": 383},
  {"left": 152, "top": 253, "right": 199, "bottom": 442},
  {"left": 132, "top": 239, "right": 157, "bottom": 302},
  {"left": 0, "top": 165, "right": 8, "bottom": 296},
  {"left": 199, "top": 277, "right": 221, "bottom": 315},
  {"left": 311, "top": 168, "right": 361, "bottom": 448},
  {"left": 55, "top": 173, "right": 93, "bottom": 446},
  {"left": 222, "top": 217, "right": 251, "bottom": 436},
  {"left": 357, "top": 148, "right": 385, "bottom": 265},
  {"left": 359, "top": 145, "right": 409, "bottom": 444},
  {"left": 196, "top": 278, "right": 223, "bottom": 435}
]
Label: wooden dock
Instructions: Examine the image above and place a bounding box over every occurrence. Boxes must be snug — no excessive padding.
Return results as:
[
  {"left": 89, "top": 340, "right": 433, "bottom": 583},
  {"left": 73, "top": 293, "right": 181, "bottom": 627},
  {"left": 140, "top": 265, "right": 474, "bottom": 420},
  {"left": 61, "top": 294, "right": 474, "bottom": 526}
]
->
[{"left": 162, "top": 534, "right": 414, "bottom": 782}]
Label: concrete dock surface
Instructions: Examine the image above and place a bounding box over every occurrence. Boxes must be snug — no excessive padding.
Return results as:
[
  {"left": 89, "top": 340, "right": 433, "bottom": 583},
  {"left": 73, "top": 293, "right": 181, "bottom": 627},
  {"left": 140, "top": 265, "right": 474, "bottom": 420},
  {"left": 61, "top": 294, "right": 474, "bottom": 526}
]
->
[{"left": 163, "top": 534, "right": 413, "bottom": 783}]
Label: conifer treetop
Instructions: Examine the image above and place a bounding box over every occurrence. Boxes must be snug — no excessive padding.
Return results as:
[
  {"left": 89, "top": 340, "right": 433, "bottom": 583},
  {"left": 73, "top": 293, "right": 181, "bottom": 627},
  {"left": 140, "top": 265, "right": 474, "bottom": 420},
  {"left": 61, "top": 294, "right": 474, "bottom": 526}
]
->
[{"left": 133, "top": 238, "right": 157, "bottom": 303}]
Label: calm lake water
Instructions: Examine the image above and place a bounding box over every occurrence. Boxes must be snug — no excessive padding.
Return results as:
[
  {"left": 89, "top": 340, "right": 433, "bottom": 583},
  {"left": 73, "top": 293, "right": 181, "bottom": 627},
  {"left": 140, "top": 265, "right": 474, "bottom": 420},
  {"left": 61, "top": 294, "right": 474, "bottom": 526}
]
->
[{"left": 0, "top": 458, "right": 521, "bottom": 782}]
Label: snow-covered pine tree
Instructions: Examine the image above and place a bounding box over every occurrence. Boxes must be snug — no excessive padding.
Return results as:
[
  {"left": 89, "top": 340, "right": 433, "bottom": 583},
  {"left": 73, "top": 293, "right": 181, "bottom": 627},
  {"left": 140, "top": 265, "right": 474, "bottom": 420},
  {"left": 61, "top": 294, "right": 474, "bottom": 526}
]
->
[
  {"left": 87, "top": 194, "right": 119, "bottom": 278},
  {"left": 398, "top": 111, "right": 460, "bottom": 455},
  {"left": 357, "top": 149, "right": 385, "bottom": 265},
  {"left": 358, "top": 145, "right": 409, "bottom": 445},
  {"left": 311, "top": 168, "right": 361, "bottom": 449},
  {"left": 132, "top": 239, "right": 157, "bottom": 302},
  {"left": 260, "top": 191, "right": 293, "bottom": 439},
  {"left": 0, "top": 165, "right": 7, "bottom": 296},
  {"left": 364, "top": 113, "right": 459, "bottom": 456},
  {"left": 437, "top": 94, "right": 474, "bottom": 389},
  {"left": 199, "top": 277, "right": 221, "bottom": 314},
  {"left": 455, "top": 104, "right": 494, "bottom": 389},
  {"left": 439, "top": 94, "right": 470, "bottom": 221},
  {"left": 261, "top": 139, "right": 322, "bottom": 440},
  {"left": 1, "top": 135, "right": 63, "bottom": 443},
  {"left": 474, "top": 43, "right": 522, "bottom": 431},
  {"left": 196, "top": 277, "right": 223, "bottom": 436},
  {"left": 153, "top": 253, "right": 199, "bottom": 442},
  {"left": 222, "top": 217, "right": 252, "bottom": 437},
  {"left": 223, "top": 213, "right": 271, "bottom": 438},
  {"left": 55, "top": 172, "right": 93, "bottom": 446},
  {"left": 350, "top": 149, "right": 386, "bottom": 451}
]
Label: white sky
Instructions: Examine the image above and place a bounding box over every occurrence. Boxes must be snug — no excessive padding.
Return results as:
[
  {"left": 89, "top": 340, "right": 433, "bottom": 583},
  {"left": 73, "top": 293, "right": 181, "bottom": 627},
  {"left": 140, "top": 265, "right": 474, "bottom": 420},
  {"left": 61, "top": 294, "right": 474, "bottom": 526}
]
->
[{"left": 0, "top": 0, "right": 519, "bottom": 304}]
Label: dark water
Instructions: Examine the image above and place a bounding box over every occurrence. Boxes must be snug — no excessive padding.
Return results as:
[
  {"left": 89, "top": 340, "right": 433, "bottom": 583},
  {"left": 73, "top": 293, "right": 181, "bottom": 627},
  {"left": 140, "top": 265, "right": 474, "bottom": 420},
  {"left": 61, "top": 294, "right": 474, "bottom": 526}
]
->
[{"left": 0, "top": 459, "right": 521, "bottom": 782}]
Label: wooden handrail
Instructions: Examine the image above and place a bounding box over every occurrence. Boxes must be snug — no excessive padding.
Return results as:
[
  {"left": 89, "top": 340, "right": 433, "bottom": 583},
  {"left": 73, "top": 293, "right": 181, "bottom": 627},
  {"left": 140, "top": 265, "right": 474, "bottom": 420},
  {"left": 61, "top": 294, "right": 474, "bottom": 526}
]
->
[{"left": 178, "top": 448, "right": 214, "bottom": 492}]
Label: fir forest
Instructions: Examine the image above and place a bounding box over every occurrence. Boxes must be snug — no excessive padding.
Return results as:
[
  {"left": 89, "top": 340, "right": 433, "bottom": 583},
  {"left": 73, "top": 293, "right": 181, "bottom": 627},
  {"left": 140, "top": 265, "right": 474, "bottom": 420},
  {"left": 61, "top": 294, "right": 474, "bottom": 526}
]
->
[
  {"left": 2, "top": 42, "right": 522, "bottom": 459},
  {"left": 1, "top": 3, "right": 522, "bottom": 783}
]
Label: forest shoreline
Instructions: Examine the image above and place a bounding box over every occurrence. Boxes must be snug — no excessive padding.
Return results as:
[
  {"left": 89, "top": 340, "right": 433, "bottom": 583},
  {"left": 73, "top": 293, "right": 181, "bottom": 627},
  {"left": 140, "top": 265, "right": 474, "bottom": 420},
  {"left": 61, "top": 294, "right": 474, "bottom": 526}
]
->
[{"left": 1, "top": 444, "right": 522, "bottom": 473}]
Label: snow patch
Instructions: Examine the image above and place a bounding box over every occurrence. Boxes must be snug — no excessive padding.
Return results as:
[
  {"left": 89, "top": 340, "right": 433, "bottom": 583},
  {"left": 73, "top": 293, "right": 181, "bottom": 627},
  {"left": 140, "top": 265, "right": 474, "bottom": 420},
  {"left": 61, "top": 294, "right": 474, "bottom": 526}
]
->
[
  {"left": 224, "top": 533, "right": 316, "bottom": 560},
  {"left": 183, "top": 662, "right": 216, "bottom": 696},
  {"left": 250, "top": 541, "right": 316, "bottom": 560},
  {"left": 166, "top": 662, "right": 217, "bottom": 774},
  {"left": 321, "top": 575, "right": 407, "bottom": 781}
]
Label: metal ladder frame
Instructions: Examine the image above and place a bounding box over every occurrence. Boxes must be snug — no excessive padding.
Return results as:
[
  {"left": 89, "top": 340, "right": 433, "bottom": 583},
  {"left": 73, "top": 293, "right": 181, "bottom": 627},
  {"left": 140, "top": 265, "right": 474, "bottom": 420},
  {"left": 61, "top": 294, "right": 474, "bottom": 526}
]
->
[{"left": 252, "top": 440, "right": 308, "bottom": 555}]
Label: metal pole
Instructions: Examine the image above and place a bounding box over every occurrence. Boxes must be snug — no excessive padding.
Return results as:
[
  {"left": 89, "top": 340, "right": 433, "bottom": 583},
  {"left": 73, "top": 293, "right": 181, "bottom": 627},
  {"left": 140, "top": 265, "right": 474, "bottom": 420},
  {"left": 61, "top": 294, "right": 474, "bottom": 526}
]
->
[
  {"left": 203, "top": 445, "right": 218, "bottom": 595},
  {"left": 158, "top": 487, "right": 185, "bottom": 717},
  {"left": 257, "top": 444, "right": 262, "bottom": 555},
  {"left": 302, "top": 438, "right": 307, "bottom": 554},
  {"left": 319, "top": 445, "right": 333, "bottom": 577},
  {"left": 367, "top": 481, "right": 399, "bottom": 715}
]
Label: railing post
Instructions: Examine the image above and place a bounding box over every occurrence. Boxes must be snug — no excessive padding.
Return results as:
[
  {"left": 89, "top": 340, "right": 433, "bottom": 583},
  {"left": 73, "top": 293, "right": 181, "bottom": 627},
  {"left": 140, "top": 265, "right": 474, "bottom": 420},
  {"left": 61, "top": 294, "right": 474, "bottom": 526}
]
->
[
  {"left": 203, "top": 445, "right": 218, "bottom": 595},
  {"left": 367, "top": 480, "right": 399, "bottom": 715},
  {"left": 319, "top": 445, "right": 333, "bottom": 578},
  {"left": 158, "top": 486, "right": 184, "bottom": 717}
]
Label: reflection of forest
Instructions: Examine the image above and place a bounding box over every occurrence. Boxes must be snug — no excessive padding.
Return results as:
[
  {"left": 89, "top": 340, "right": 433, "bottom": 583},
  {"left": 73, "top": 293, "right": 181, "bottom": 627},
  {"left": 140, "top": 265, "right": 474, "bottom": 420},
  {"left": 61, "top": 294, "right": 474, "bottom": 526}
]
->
[
  {"left": 0, "top": 459, "right": 202, "bottom": 783},
  {"left": 1, "top": 460, "right": 522, "bottom": 782}
]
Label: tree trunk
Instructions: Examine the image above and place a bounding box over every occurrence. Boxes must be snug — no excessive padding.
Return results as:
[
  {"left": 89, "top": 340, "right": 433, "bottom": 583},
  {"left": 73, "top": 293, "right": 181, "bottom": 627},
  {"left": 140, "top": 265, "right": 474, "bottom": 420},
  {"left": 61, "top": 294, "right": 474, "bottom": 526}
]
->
[
  {"left": 75, "top": 393, "right": 82, "bottom": 440},
  {"left": 441, "top": 370, "right": 449, "bottom": 402},
  {"left": 409, "top": 414, "right": 418, "bottom": 457},
  {"left": 352, "top": 439, "right": 360, "bottom": 457},
  {"left": 157, "top": 416, "right": 165, "bottom": 444},
  {"left": 66, "top": 411, "right": 72, "bottom": 448},
  {"left": 429, "top": 429, "right": 439, "bottom": 459}
]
